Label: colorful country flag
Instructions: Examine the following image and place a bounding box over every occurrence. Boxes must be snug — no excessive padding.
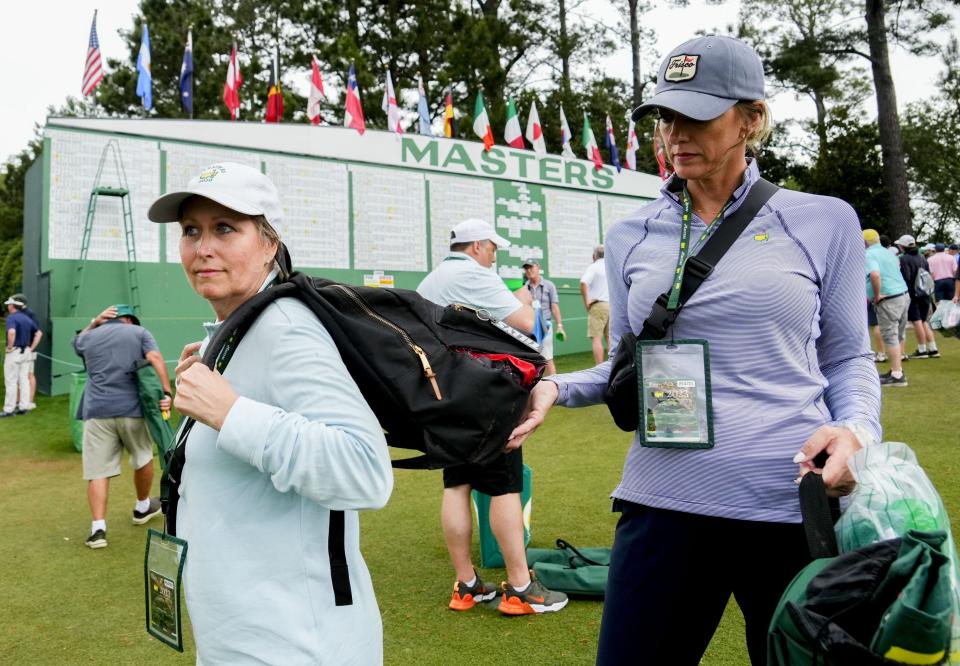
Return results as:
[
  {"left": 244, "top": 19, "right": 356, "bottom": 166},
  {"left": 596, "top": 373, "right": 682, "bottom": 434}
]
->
[
  {"left": 417, "top": 74, "right": 432, "bottom": 136},
  {"left": 382, "top": 69, "right": 403, "bottom": 134},
  {"left": 344, "top": 64, "right": 366, "bottom": 135},
  {"left": 82, "top": 10, "right": 104, "bottom": 97},
  {"left": 136, "top": 23, "right": 152, "bottom": 110},
  {"left": 605, "top": 115, "right": 621, "bottom": 173},
  {"left": 559, "top": 105, "right": 575, "bottom": 159},
  {"left": 179, "top": 29, "right": 194, "bottom": 115},
  {"left": 504, "top": 97, "right": 524, "bottom": 148},
  {"left": 473, "top": 92, "right": 494, "bottom": 151},
  {"left": 525, "top": 101, "right": 546, "bottom": 154},
  {"left": 582, "top": 113, "right": 603, "bottom": 170},
  {"left": 654, "top": 121, "right": 669, "bottom": 179},
  {"left": 625, "top": 119, "right": 638, "bottom": 171},
  {"left": 307, "top": 56, "right": 325, "bottom": 125},
  {"left": 223, "top": 43, "right": 243, "bottom": 120},
  {"left": 265, "top": 53, "right": 283, "bottom": 123},
  {"left": 443, "top": 90, "right": 456, "bottom": 138}
]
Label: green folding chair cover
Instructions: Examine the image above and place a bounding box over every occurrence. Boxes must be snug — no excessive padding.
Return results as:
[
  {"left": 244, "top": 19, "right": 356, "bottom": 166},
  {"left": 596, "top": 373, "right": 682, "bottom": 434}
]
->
[
  {"left": 134, "top": 360, "right": 175, "bottom": 466},
  {"left": 526, "top": 539, "right": 611, "bottom": 598}
]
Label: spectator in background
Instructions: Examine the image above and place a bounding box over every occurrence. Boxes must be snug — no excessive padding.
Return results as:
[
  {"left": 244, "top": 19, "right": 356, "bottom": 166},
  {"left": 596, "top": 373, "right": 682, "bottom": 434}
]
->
[
  {"left": 881, "top": 234, "right": 899, "bottom": 256},
  {"left": 11, "top": 293, "right": 39, "bottom": 407},
  {"left": 3, "top": 296, "right": 41, "bottom": 417},
  {"left": 523, "top": 258, "right": 565, "bottom": 376},
  {"left": 580, "top": 245, "right": 610, "bottom": 364},
  {"left": 867, "top": 302, "right": 887, "bottom": 363},
  {"left": 865, "top": 229, "right": 910, "bottom": 386},
  {"left": 928, "top": 242, "right": 957, "bottom": 303},
  {"left": 895, "top": 235, "right": 939, "bottom": 359},
  {"left": 73, "top": 304, "right": 170, "bottom": 549}
]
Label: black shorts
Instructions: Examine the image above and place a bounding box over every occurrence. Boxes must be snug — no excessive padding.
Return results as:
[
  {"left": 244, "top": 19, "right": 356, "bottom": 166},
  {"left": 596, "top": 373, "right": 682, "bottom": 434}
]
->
[
  {"left": 908, "top": 296, "right": 930, "bottom": 322},
  {"left": 442, "top": 448, "right": 523, "bottom": 496},
  {"left": 867, "top": 301, "right": 878, "bottom": 327}
]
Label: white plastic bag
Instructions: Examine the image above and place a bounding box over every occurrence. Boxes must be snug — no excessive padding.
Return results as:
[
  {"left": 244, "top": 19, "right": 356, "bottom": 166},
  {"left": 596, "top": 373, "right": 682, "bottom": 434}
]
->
[
  {"left": 931, "top": 300, "right": 960, "bottom": 338},
  {"left": 836, "top": 442, "right": 960, "bottom": 664}
]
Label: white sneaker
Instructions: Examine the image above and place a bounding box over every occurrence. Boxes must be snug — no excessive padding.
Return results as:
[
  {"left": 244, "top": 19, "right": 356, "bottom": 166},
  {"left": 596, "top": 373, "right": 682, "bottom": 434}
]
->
[{"left": 22, "top": 402, "right": 37, "bottom": 411}]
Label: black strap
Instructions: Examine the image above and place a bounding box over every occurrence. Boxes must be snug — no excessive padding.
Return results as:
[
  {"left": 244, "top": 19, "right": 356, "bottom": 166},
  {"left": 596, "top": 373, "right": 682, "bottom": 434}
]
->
[
  {"left": 639, "top": 178, "right": 779, "bottom": 340},
  {"left": 798, "top": 471, "right": 840, "bottom": 559},
  {"left": 328, "top": 510, "right": 353, "bottom": 606},
  {"left": 556, "top": 538, "right": 607, "bottom": 568}
]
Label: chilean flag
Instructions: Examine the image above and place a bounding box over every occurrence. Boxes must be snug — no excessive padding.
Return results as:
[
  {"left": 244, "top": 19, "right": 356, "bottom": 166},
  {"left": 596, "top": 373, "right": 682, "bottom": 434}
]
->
[
  {"left": 605, "top": 115, "right": 621, "bottom": 173},
  {"left": 344, "top": 64, "right": 366, "bottom": 135}
]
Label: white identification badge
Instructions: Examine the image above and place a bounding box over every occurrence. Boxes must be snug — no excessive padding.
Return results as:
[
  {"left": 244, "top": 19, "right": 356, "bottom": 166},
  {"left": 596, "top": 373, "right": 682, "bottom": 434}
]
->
[{"left": 637, "top": 339, "right": 714, "bottom": 449}]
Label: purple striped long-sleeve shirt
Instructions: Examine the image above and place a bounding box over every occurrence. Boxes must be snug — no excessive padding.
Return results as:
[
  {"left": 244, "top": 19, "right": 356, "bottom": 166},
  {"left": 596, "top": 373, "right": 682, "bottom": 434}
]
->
[{"left": 553, "top": 160, "right": 881, "bottom": 523}]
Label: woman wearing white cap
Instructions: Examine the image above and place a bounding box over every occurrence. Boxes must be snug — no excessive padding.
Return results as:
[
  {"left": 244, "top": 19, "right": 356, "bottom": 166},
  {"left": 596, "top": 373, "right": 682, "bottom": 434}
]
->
[
  {"left": 148, "top": 163, "right": 393, "bottom": 664},
  {"left": 508, "top": 36, "right": 880, "bottom": 664}
]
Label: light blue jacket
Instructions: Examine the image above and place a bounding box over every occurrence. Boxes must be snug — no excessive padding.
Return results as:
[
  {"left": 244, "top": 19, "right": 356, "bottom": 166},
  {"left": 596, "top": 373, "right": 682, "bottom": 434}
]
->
[{"left": 178, "top": 297, "right": 393, "bottom": 665}]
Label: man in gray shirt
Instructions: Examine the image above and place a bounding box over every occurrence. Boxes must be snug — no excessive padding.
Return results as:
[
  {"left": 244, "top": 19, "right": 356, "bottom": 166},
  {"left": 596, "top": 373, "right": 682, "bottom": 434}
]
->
[{"left": 73, "top": 304, "right": 171, "bottom": 549}]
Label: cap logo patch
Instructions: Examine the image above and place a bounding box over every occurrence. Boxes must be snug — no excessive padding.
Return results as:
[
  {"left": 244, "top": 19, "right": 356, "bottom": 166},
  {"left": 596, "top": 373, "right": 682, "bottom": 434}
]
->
[
  {"left": 198, "top": 165, "right": 227, "bottom": 183},
  {"left": 665, "top": 54, "right": 699, "bottom": 82}
]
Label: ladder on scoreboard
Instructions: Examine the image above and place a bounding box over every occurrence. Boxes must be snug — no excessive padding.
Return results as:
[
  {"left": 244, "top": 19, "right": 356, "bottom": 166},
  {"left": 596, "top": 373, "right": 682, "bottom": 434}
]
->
[{"left": 69, "top": 139, "right": 141, "bottom": 317}]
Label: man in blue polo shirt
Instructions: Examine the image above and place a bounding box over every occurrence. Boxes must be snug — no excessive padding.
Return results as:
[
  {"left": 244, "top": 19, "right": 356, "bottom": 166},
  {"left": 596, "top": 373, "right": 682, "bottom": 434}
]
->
[
  {"left": 864, "top": 229, "right": 909, "bottom": 387},
  {"left": 3, "top": 295, "right": 41, "bottom": 416}
]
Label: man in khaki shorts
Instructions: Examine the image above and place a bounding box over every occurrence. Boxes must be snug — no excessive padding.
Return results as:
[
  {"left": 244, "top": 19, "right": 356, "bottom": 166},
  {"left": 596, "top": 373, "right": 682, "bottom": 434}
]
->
[
  {"left": 73, "top": 304, "right": 171, "bottom": 549},
  {"left": 580, "top": 245, "right": 610, "bottom": 364}
]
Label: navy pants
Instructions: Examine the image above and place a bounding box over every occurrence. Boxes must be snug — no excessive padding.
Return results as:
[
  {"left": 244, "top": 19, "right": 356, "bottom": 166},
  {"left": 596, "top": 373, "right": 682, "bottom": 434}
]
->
[{"left": 596, "top": 502, "right": 811, "bottom": 666}]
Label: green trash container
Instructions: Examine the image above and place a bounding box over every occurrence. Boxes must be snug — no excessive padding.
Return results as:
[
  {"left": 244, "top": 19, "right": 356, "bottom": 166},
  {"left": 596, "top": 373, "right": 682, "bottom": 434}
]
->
[
  {"left": 472, "top": 464, "right": 532, "bottom": 568},
  {"left": 69, "top": 371, "right": 87, "bottom": 453}
]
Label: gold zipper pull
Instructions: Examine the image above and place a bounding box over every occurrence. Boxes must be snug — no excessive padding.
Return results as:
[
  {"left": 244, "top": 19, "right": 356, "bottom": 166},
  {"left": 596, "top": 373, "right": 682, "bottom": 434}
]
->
[{"left": 412, "top": 345, "right": 442, "bottom": 400}]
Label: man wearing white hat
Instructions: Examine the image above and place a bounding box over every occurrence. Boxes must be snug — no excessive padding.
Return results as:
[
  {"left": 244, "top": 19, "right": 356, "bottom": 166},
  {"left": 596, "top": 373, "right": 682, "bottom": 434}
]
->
[
  {"left": 417, "top": 220, "right": 568, "bottom": 615},
  {"left": 3, "top": 296, "right": 41, "bottom": 417}
]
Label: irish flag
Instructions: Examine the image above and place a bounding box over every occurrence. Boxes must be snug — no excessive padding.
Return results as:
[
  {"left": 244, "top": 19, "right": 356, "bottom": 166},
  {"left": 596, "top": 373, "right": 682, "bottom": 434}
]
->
[
  {"left": 525, "top": 101, "right": 546, "bottom": 154},
  {"left": 583, "top": 113, "right": 603, "bottom": 170},
  {"left": 504, "top": 97, "right": 524, "bottom": 148},
  {"left": 473, "top": 92, "right": 494, "bottom": 151}
]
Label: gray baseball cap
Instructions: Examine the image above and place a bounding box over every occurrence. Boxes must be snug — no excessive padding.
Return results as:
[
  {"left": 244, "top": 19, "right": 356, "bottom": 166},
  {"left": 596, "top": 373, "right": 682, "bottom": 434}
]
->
[{"left": 632, "top": 35, "right": 765, "bottom": 122}]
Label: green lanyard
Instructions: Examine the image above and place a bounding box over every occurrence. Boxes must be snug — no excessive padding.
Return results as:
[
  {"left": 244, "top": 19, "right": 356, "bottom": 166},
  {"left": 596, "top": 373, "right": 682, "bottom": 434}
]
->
[{"left": 666, "top": 188, "right": 732, "bottom": 311}]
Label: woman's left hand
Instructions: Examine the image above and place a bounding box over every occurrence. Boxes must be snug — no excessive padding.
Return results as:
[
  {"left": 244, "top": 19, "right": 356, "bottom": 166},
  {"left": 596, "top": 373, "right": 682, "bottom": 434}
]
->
[
  {"left": 793, "top": 425, "right": 864, "bottom": 497},
  {"left": 173, "top": 363, "right": 238, "bottom": 431}
]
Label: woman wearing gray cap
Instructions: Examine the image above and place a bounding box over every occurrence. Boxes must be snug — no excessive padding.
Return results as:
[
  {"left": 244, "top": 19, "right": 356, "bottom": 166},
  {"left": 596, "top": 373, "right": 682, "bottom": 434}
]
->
[
  {"left": 508, "top": 36, "right": 880, "bottom": 664},
  {"left": 147, "top": 162, "right": 393, "bottom": 664}
]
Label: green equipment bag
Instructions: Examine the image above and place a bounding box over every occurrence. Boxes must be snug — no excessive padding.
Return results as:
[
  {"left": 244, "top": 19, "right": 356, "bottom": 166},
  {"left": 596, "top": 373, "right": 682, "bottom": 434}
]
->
[
  {"left": 525, "top": 539, "right": 611, "bottom": 598},
  {"left": 472, "top": 464, "right": 532, "bottom": 567},
  {"left": 68, "top": 371, "right": 87, "bottom": 452},
  {"left": 767, "top": 472, "right": 954, "bottom": 666},
  {"left": 133, "top": 360, "right": 175, "bottom": 466}
]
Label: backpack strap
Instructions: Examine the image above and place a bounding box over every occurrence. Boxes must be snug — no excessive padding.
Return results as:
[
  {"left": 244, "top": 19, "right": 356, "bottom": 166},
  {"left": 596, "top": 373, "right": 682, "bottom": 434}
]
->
[
  {"left": 640, "top": 177, "right": 779, "bottom": 340},
  {"left": 798, "top": 470, "right": 840, "bottom": 559}
]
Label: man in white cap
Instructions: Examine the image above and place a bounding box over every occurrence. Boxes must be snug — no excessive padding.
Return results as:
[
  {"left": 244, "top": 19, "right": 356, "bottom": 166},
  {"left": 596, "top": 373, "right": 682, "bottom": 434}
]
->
[
  {"left": 417, "top": 219, "right": 568, "bottom": 615},
  {"left": 3, "top": 295, "right": 41, "bottom": 417}
]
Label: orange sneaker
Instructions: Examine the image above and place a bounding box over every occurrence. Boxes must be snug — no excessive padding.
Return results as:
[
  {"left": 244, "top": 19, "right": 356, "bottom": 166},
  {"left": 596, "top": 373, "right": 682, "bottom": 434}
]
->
[
  {"left": 498, "top": 570, "right": 568, "bottom": 615},
  {"left": 448, "top": 572, "right": 497, "bottom": 611}
]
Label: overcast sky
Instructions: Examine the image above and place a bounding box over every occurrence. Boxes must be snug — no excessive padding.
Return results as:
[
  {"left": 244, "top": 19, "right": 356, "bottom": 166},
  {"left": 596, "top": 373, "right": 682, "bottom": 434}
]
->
[{"left": 0, "top": 1, "right": 949, "bottom": 164}]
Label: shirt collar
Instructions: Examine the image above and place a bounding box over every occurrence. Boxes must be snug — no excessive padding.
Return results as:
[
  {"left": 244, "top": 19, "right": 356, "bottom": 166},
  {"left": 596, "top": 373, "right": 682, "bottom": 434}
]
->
[
  {"left": 445, "top": 251, "right": 481, "bottom": 266},
  {"left": 661, "top": 158, "right": 759, "bottom": 211}
]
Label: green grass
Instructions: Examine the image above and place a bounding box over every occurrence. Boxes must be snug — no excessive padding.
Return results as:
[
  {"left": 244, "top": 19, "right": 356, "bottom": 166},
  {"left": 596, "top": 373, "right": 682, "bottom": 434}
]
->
[{"left": 2, "top": 332, "right": 958, "bottom": 664}]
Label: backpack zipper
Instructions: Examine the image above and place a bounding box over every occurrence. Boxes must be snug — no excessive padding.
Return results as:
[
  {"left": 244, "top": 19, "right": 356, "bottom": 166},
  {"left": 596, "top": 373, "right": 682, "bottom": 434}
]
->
[{"left": 331, "top": 284, "right": 442, "bottom": 400}]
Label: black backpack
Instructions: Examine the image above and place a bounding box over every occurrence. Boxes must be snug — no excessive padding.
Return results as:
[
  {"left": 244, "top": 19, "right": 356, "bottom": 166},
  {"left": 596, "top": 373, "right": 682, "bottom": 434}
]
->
[{"left": 161, "top": 260, "right": 545, "bottom": 606}]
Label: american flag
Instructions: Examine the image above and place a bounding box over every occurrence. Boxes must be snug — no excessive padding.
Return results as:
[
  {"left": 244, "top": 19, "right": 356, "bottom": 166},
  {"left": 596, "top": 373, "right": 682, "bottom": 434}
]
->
[{"left": 82, "top": 10, "right": 104, "bottom": 96}]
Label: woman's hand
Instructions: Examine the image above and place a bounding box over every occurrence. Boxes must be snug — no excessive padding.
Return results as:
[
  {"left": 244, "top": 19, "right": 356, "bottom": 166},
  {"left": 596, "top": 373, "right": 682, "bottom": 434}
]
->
[
  {"left": 793, "top": 425, "right": 864, "bottom": 497},
  {"left": 173, "top": 362, "right": 238, "bottom": 431},
  {"left": 175, "top": 342, "right": 203, "bottom": 387},
  {"left": 506, "top": 380, "right": 559, "bottom": 451}
]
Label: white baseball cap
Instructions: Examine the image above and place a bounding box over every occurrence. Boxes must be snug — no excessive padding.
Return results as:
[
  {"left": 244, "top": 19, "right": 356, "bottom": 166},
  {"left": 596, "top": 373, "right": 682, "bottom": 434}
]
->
[
  {"left": 449, "top": 219, "right": 511, "bottom": 248},
  {"left": 3, "top": 296, "right": 24, "bottom": 307},
  {"left": 147, "top": 162, "right": 283, "bottom": 226},
  {"left": 895, "top": 234, "right": 916, "bottom": 248}
]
